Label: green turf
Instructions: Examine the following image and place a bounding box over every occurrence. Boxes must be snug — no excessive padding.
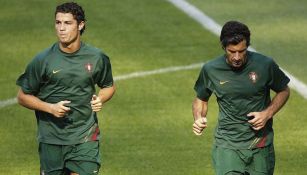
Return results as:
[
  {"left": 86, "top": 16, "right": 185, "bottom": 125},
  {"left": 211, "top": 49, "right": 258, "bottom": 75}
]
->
[
  {"left": 0, "top": 0, "right": 306, "bottom": 174},
  {"left": 188, "top": 0, "right": 307, "bottom": 83}
]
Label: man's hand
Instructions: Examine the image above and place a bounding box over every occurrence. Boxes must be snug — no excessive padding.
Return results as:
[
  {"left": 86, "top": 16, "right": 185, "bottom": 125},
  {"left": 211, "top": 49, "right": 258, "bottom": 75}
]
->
[
  {"left": 50, "top": 100, "right": 71, "bottom": 118},
  {"left": 248, "top": 86, "right": 290, "bottom": 131},
  {"left": 247, "top": 111, "right": 271, "bottom": 130},
  {"left": 91, "top": 95, "right": 102, "bottom": 112},
  {"left": 193, "top": 117, "right": 207, "bottom": 135}
]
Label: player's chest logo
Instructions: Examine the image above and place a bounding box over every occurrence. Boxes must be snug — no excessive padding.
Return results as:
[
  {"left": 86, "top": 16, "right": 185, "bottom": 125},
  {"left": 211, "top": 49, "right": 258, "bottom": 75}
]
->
[
  {"left": 249, "top": 71, "right": 258, "bottom": 83},
  {"left": 85, "top": 63, "right": 93, "bottom": 73}
]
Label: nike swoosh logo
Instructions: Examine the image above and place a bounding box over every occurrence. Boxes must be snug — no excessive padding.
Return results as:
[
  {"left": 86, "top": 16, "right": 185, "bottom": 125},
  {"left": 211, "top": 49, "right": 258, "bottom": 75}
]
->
[
  {"left": 52, "top": 69, "right": 61, "bottom": 74},
  {"left": 219, "top": 80, "right": 229, "bottom": 85}
]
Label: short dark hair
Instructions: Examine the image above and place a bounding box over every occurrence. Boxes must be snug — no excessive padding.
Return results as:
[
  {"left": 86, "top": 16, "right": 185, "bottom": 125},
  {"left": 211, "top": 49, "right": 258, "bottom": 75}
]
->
[
  {"left": 55, "top": 2, "right": 86, "bottom": 35},
  {"left": 220, "top": 21, "right": 250, "bottom": 49}
]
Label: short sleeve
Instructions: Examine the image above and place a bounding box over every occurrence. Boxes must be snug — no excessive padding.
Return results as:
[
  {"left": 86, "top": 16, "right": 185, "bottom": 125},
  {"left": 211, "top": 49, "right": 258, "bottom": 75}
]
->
[
  {"left": 194, "top": 66, "right": 213, "bottom": 101},
  {"left": 95, "top": 53, "right": 114, "bottom": 88},
  {"left": 268, "top": 60, "right": 290, "bottom": 92},
  {"left": 16, "top": 56, "right": 45, "bottom": 95}
]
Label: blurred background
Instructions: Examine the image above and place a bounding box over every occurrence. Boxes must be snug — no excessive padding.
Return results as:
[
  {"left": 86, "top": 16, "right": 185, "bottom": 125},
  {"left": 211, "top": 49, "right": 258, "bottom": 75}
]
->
[{"left": 0, "top": 0, "right": 306, "bottom": 174}]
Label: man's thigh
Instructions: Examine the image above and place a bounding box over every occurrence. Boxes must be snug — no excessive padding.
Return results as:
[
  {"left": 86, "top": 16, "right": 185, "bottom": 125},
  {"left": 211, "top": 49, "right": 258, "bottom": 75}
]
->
[
  {"left": 39, "top": 141, "right": 101, "bottom": 175},
  {"left": 65, "top": 141, "right": 101, "bottom": 175},
  {"left": 212, "top": 146, "right": 247, "bottom": 175},
  {"left": 39, "top": 142, "right": 67, "bottom": 175},
  {"left": 212, "top": 145, "right": 275, "bottom": 175},
  {"left": 248, "top": 144, "right": 275, "bottom": 175}
]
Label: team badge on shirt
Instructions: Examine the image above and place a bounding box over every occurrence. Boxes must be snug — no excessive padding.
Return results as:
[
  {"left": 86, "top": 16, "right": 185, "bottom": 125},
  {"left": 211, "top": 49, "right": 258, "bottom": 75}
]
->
[
  {"left": 85, "top": 63, "right": 93, "bottom": 73},
  {"left": 249, "top": 72, "right": 258, "bottom": 83}
]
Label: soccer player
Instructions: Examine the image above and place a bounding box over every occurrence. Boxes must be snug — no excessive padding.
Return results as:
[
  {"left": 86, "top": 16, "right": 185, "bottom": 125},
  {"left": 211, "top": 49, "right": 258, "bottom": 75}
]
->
[
  {"left": 192, "top": 21, "right": 290, "bottom": 175},
  {"left": 16, "top": 2, "right": 115, "bottom": 175}
]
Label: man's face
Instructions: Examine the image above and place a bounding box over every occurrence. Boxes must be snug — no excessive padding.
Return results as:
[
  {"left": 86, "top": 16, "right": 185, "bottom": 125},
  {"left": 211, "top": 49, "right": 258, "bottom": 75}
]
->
[
  {"left": 225, "top": 40, "right": 248, "bottom": 69},
  {"left": 55, "top": 13, "right": 84, "bottom": 45}
]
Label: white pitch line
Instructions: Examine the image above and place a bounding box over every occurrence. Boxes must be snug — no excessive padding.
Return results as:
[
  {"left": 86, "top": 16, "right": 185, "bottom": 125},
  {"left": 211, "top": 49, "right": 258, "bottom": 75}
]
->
[
  {"left": 0, "top": 98, "right": 18, "bottom": 108},
  {"left": 0, "top": 62, "right": 204, "bottom": 109},
  {"left": 114, "top": 62, "right": 203, "bottom": 81},
  {"left": 166, "top": 0, "right": 307, "bottom": 99}
]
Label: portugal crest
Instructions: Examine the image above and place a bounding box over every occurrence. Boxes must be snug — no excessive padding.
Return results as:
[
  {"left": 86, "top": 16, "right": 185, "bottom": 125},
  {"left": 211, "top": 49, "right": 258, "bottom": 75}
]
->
[
  {"left": 249, "top": 72, "right": 258, "bottom": 83},
  {"left": 85, "top": 63, "right": 93, "bottom": 73}
]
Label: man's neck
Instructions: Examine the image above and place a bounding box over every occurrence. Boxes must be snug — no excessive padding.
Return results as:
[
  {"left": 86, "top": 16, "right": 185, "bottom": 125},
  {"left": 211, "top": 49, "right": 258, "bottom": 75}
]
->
[{"left": 59, "top": 39, "right": 81, "bottom": 54}]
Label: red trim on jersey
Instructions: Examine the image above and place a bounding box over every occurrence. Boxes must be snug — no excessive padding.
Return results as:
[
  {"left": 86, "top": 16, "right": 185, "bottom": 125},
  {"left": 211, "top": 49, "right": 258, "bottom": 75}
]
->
[
  {"left": 91, "top": 127, "right": 100, "bottom": 141},
  {"left": 256, "top": 135, "right": 267, "bottom": 148}
]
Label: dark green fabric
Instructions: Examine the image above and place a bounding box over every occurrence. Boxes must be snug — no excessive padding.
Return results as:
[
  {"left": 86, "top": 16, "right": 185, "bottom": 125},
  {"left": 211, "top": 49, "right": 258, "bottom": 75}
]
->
[
  {"left": 16, "top": 42, "right": 113, "bottom": 145},
  {"left": 39, "top": 141, "right": 100, "bottom": 175},
  {"left": 194, "top": 51, "right": 289, "bottom": 149},
  {"left": 212, "top": 145, "right": 275, "bottom": 175}
]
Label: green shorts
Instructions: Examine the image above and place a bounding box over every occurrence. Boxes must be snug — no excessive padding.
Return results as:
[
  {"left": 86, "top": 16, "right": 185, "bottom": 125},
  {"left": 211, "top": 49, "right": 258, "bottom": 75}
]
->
[
  {"left": 39, "top": 141, "right": 101, "bottom": 175},
  {"left": 212, "top": 144, "right": 275, "bottom": 175}
]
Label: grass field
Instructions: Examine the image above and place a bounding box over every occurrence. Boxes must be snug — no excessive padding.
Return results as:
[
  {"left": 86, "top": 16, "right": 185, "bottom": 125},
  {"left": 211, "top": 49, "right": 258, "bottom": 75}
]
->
[{"left": 0, "top": 0, "right": 306, "bottom": 174}]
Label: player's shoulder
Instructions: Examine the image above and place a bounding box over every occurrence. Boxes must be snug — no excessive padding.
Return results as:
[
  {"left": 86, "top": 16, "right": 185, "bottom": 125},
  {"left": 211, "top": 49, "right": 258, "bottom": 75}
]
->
[
  {"left": 248, "top": 51, "right": 274, "bottom": 64},
  {"left": 32, "top": 43, "right": 57, "bottom": 63},
  {"left": 202, "top": 55, "right": 225, "bottom": 71},
  {"left": 82, "top": 42, "right": 109, "bottom": 58},
  {"left": 82, "top": 42, "right": 101, "bottom": 53}
]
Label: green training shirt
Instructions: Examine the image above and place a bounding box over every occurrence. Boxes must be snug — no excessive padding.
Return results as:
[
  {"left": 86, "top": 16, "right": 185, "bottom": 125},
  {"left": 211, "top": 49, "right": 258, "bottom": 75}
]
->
[
  {"left": 16, "top": 42, "right": 114, "bottom": 145},
  {"left": 194, "top": 51, "right": 289, "bottom": 149}
]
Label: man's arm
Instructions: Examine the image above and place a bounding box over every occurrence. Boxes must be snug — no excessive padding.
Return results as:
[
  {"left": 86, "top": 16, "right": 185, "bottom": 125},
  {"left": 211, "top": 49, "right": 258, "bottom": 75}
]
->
[
  {"left": 192, "top": 97, "right": 208, "bottom": 135},
  {"left": 91, "top": 84, "right": 116, "bottom": 112},
  {"left": 17, "top": 89, "right": 71, "bottom": 117},
  {"left": 248, "top": 86, "right": 290, "bottom": 130}
]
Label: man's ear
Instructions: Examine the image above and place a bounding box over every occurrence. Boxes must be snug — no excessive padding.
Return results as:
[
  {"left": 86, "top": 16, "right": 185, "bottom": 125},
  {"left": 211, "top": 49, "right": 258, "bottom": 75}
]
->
[
  {"left": 220, "top": 42, "right": 225, "bottom": 50},
  {"left": 78, "top": 21, "right": 85, "bottom": 31}
]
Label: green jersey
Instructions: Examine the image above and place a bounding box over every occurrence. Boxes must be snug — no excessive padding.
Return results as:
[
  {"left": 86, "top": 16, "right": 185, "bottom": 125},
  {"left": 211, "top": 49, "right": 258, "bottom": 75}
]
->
[
  {"left": 16, "top": 42, "right": 113, "bottom": 145},
  {"left": 194, "top": 51, "right": 289, "bottom": 149}
]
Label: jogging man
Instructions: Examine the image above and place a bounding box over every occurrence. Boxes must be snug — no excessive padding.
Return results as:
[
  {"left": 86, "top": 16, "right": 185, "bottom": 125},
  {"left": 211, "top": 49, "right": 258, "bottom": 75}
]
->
[
  {"left": 192, "top": 21, "right": 290, "bottom": 175},
  {"left": 16, "top": 2, "right": 115, "bottom": 175}
]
